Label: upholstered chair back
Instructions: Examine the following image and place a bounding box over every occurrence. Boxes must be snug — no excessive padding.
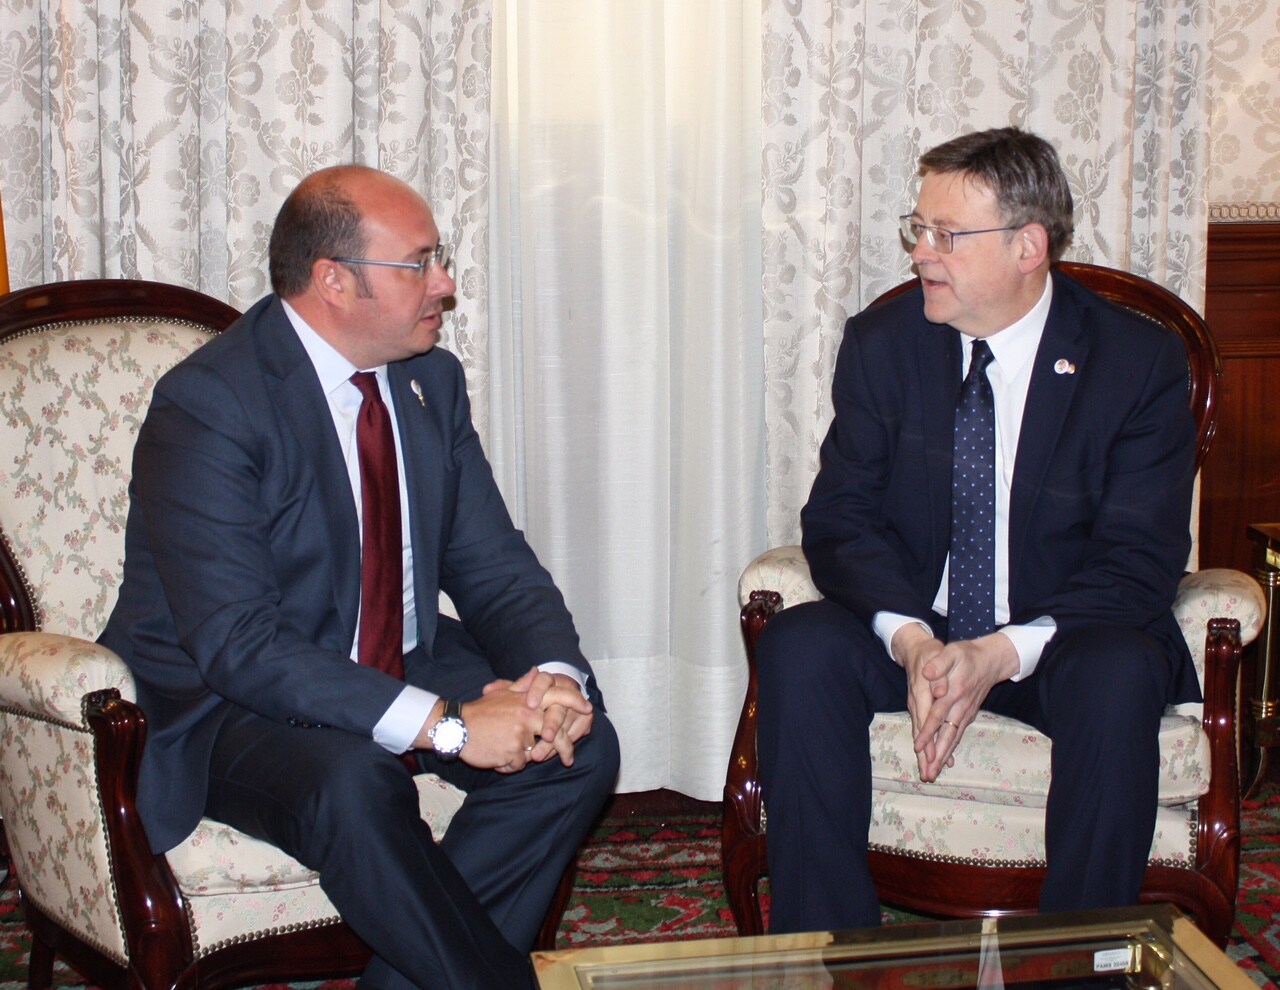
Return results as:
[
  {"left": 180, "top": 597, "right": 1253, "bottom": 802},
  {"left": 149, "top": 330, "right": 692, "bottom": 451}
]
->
[
  {"left": 0, "top": 282, "right": 240, "bottom": 638},
  {"left": 1, "top": 323, "right": 219, "bottom": 637}
]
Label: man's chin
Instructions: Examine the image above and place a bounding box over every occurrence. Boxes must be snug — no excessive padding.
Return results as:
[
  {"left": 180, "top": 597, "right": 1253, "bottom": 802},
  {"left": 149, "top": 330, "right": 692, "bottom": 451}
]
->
[
  {"left": 921, "top": 298, "right": 952, "bottom": 327},
  {"left": 417, "top": 325, "right": 441, "bottom": 351}
]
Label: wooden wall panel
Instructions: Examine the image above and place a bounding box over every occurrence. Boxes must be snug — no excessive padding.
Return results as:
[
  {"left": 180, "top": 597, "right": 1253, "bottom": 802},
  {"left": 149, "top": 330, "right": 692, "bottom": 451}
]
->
[{"left": 1200, "top": 223, "right": 1280, "bottom": 572}]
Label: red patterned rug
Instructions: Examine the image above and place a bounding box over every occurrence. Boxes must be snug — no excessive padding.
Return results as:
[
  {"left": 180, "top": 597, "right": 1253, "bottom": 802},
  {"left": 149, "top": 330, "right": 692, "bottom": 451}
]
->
[
  {"left": 0, "top": 784, "right": 1276, "bottom": 988},
  {"left": 1228, "top": 784, "right": 1280, "bottom": 987},
  {"left": 556, "top": 784, "right": 1280, "bottom": 990}
]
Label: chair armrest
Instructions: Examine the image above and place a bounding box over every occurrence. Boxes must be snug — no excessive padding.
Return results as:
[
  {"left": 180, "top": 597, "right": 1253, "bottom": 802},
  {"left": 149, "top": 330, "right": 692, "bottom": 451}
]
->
[
  {"left": 0, "top": 631, "right": 135, "bottom": 723},
  {"left": 737, "top": 546, "right": 820, "bottom": 609},
  {"left": 1174, "top": 568, "right": 1265, "bottom": 648}
]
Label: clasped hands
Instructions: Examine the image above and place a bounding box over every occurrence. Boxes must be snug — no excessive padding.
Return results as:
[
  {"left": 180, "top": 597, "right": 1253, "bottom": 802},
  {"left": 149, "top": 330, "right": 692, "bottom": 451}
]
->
[
  {"left": 890, "top": 624, "right": 1020, "bottom": 783},
  {"left": 416, "top": 667, "right": 594, "bottom": 774}
]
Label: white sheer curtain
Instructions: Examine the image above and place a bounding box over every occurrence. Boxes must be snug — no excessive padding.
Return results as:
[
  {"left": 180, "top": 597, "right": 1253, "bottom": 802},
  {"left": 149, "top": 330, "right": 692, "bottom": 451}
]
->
[{"left": 489, "top": 1, "right": 764, "bottom": 797}]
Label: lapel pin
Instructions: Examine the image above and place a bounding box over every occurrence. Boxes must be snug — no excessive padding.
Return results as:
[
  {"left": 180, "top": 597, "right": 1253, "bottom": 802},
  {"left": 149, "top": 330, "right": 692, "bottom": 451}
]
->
[
  {"left": 410, "top": 379, "right": 425, "bottom": 407},
  {"left": 1053, "top": 359, "right": 1076, "bottom": 375}
]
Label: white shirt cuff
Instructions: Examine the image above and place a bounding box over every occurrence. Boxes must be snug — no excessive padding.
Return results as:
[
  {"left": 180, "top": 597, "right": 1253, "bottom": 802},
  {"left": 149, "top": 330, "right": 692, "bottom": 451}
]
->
[
  {"left": 872, "top": 612, "right": 934, "bottom": 663},
  {"left": 371, "top": 662, "right": 589, "bottom": 755},
  {"left": 999, "top": 617, "right": 1057, "bottom": 681},
  {"left": 373, "top": 684, "right": 438, "bottom": 754}
]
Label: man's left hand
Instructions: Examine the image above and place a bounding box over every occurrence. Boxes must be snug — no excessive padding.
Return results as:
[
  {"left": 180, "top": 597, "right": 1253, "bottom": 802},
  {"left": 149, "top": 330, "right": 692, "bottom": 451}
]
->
[
  {"left": 911, "top": 633, "right": 1020, "bottom": 782},
  {"left": 484, "top": 667, "right": 594, "bottom": 766}
]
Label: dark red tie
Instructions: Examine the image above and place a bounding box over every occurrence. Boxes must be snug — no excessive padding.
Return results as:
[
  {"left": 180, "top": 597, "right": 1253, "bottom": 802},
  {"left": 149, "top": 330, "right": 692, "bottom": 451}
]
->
[{"left": 350, "top": 372, "right": 405, "bottom": 681}]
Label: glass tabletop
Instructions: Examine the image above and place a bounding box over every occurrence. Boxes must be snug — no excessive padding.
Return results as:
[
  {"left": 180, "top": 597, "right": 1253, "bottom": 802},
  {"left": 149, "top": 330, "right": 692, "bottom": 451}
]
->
[{"left": 531, "top": 905, "right": 1255, "bottom": 990}]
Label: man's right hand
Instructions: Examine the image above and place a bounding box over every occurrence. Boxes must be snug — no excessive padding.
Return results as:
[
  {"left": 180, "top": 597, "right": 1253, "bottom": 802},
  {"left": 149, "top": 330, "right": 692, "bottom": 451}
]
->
[
  {"left": 891, "top": 623, "right": 949, "bottom": 780},
  {"left": 892, "top": 624, "right": 1019, "bottom": 783},
  {"left": 411, "top": 669, "right": 591, "bottom": 773}
]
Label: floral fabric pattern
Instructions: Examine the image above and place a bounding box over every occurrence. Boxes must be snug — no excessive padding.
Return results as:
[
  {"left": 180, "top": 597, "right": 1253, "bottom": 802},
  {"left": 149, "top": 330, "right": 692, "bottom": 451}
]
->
[
  {"left": 0, "top": 321, "right": 218, "bottom": 639},
  {"left": 0, "top": 634, "right": 130, "bottom": 964}
]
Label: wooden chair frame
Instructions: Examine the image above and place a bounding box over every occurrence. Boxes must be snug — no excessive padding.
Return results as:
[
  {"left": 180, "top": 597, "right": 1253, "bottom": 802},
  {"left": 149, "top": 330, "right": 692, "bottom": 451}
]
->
[{"left": 722, "top": 262, "right": 1244, "bottom": 947}]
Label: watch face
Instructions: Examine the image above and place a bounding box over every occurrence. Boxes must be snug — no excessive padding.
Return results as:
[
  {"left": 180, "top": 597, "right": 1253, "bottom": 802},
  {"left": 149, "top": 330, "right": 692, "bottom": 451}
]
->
[{"left": 433, "top": 717, "right": 467, "bottom": 754}]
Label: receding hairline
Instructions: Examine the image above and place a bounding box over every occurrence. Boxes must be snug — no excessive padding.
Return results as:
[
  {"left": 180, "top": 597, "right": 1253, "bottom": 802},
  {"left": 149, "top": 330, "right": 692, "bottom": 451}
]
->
[{"left": 289, "top": 164, "right": 389, "bottom": 204}]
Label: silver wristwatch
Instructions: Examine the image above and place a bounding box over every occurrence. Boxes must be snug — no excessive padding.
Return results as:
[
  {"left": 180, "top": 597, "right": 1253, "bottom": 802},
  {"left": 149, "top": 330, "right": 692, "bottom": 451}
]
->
[{"left": 428, "top": 698, "right": 467, "bottom": 760}]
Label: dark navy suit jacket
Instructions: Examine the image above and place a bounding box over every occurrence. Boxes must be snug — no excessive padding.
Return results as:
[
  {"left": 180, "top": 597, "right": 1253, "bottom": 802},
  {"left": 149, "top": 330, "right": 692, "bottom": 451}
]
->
[
  {"left": 800, "top": 270, "right": 1201, "bottom": 706},
  {"left": 100, "top": 296, "right": 593, "bottom": 852}
]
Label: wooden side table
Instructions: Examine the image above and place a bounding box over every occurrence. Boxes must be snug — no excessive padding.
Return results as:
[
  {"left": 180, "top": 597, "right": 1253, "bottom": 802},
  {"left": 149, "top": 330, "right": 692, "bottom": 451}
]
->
[{"left": 1244, "top": 523, "right": 1280, "bottom": 798}]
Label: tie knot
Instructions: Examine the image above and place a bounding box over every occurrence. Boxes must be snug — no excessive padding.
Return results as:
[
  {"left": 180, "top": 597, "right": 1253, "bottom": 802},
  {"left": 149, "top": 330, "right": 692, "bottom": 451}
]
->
[
  {"left": 351, "top": 371, "right": 380, "bottom": 402},
  {"left": 967, "top": 340, "right": 994, "bottom": 379}
]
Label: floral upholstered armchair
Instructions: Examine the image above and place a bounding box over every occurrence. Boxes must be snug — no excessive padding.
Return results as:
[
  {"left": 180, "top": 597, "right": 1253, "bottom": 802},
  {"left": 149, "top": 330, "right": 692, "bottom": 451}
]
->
[
  {"left": 0, "top": 280, "right": 568, "bottom": 990},
  {"left": 722, "top": 263, "right": 1267, "bottom": 948}
]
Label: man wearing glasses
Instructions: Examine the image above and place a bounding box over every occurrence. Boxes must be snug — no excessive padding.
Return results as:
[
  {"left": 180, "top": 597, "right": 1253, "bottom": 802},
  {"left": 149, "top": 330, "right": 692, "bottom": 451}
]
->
[
  {"left": 101, "top": 165, "right": 618, "bottom": 990},
  {"left": 755, "top": 128, "right": 1199, "bottom": 932}
]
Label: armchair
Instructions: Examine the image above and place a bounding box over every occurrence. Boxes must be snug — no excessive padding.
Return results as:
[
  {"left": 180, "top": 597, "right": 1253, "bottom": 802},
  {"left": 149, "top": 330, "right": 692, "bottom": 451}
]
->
[
  {"left": 722, "top": 262, "right": 1267, "bottom": 947},
  {"left": 0, "top": 280, "right": 568, "bottom": 990}
]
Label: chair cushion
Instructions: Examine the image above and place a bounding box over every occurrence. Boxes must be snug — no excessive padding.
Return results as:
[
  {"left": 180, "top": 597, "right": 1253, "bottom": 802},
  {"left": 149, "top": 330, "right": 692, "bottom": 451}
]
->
[
  {"left": 171, "top": 774, "right": 466, "bottom": 957},
  {"left": 167, "top": 774, "right": 466, "bottom": 895},
  {"left": 870, "top": 789, "right": 1198, "bottom": 866},
  {"left": 869, "top": 709, "right": 1209, "bottom": 808}
]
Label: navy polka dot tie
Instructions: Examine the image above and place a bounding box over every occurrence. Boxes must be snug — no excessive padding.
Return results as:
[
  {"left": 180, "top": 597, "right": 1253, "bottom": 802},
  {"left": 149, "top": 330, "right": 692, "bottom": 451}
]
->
[{"left": 949, "top": 340, "right": 995, "bottom": 641}]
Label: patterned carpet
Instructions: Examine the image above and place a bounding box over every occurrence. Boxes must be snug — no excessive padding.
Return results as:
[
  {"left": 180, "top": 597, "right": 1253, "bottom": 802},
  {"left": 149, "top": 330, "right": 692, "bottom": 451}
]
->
[
  {"left": 560, "top": 785, "right": 1280, "bottom": 990},
  {"left": 0, "top": 782, "right": 1277, "bottom": 988}
]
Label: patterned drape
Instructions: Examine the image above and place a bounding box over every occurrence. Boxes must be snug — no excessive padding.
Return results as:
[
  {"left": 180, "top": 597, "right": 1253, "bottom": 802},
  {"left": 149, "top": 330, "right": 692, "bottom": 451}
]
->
[
  {"left": 760, "top": 0, "right": 1212, "bottom": 547},
  {"left": 0, "top": 0, "right": 1214, "bottom": 799},
  {"left": 1210, "top": 0, "right": 1280, "bottom": 215},
  {"left": 0, "top": 0, "right": 495, "bottom": 429}
]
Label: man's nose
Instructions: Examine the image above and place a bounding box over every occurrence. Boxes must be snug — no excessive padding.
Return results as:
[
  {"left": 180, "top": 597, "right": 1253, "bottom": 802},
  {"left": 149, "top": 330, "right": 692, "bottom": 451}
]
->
[
  {"left": 911, "top": 231, "right": 938, "bottom": 263},
  {"left": 428, "top": 266, "right": 456, "bottom": 297}
]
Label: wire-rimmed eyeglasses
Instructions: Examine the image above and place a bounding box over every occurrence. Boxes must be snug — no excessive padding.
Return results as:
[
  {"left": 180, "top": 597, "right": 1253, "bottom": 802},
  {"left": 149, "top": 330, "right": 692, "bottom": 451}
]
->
[
  {"left": 332, "top": 242, "right": 453, "bottom": 278},
  {"left": 898, "top": 217, "right": 1020, "bottom": 254}
]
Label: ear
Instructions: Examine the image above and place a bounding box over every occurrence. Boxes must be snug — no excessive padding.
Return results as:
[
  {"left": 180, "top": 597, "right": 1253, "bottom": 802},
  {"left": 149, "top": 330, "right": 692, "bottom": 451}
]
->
[
  {"left": 311, "top": 258, "right": 352, "bottom": 308},
  {"left": 311, "top": 254, "right": 345, "bottom": 293},
  {"left": 1016, "top": 223, "right": 1051, "bottom": 274}
]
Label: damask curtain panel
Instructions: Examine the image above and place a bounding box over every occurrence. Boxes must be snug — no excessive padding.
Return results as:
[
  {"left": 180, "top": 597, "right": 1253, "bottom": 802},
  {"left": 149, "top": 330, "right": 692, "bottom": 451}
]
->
[
  {"left": 0, "top": 0, "right": 495, "bottom": 424},
  {"left": 760, "top": 0, "right": 1212, "bottom": 548},
  {"left": 0, "top": 0, "right": 1213, "bottom": 802}
]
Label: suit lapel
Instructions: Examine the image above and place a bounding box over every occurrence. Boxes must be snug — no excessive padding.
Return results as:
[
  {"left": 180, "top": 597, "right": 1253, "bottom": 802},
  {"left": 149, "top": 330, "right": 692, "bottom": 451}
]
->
[
  {"left": 256, "top": 301, "right": 362, "bottom": 637},
  {"left": 1008, "top": 274, "right": 1089, "bottom": 592},
  {"left": 388, "top": 359, "right": 447, "bottom": 642},
  {"left": 918, "top": 321, "right": 963, "bottom": 566}
]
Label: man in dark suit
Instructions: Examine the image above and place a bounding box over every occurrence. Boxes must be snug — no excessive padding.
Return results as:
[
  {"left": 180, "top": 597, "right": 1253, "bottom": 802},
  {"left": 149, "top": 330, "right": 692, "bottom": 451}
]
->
[
  {"left": 755, "top": 128, "right": 1199, "bottom": 933},
  {"left": 99, "top": 165, "right": 619, "bottom": 990}
]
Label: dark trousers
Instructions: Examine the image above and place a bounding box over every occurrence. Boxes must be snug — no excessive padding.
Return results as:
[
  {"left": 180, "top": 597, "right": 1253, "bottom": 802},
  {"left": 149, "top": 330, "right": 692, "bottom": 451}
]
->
[
  {"left": 755, "top": 599, "right": 1173, "bottom": 934},
  {"left": 204, "top": 642, "right": 619, "bottom": 990}
]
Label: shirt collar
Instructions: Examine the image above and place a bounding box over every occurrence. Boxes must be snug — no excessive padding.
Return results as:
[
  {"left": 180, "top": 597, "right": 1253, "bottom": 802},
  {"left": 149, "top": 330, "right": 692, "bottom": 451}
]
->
[
  {"left": 961, "top": 276, "right": 1053, "bottom": 379},
  {"left": 281, "top": 299, "right": 386, "bottom": 396}
]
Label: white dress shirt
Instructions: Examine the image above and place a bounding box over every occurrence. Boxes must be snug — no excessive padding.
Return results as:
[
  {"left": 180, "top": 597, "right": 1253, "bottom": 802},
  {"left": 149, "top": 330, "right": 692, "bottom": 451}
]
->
[
  {"left": 282, "top": 302, "right": 584, "bottom": 755},
  {"left": 873, "top": 277, "right": 1057, "bottom": 681}
]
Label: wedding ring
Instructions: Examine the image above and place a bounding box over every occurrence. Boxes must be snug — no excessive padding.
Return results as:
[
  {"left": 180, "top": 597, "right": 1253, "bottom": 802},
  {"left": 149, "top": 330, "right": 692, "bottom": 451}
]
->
[{"left": 944, "top": 720, "right": 960, "bottom": 730}]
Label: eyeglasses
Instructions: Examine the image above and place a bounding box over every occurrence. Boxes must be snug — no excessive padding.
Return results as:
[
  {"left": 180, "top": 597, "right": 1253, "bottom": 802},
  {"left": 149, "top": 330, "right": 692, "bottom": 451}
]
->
[
  {"left": 898, "top": 217, "right": 1020, "bottom": 254},
  {"left": 332, "top": 242, "right": 453, "bottom": 278}
]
